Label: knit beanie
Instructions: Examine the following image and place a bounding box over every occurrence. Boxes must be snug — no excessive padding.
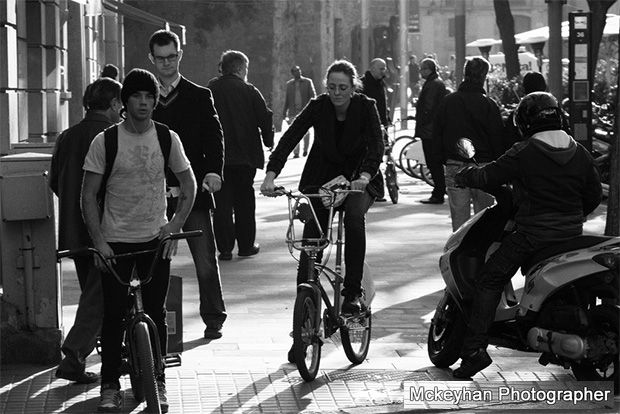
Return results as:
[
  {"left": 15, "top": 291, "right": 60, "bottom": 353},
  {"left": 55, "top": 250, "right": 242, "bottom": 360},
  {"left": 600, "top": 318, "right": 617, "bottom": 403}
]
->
[
  {"left": 522, "top": 72, "right": 547, "bottom": 94},
  {"left": 121, "top": 68, "right": 159, "bottom": 106}
]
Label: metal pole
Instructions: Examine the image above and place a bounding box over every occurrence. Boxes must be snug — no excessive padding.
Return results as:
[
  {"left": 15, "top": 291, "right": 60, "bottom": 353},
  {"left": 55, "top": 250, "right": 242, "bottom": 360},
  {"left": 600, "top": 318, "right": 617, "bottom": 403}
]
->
[
  {"left": 399, "top": 0, "right": 409, "bottom": 128},
  {"left": 361, "top": 0, "right": 369, "bottom": 72},
  {"left": 546, "top": 0, "right": 565, "bottom": 100},
  {"left": 454, "top": 0, "right": 466, "bottom": 85}
]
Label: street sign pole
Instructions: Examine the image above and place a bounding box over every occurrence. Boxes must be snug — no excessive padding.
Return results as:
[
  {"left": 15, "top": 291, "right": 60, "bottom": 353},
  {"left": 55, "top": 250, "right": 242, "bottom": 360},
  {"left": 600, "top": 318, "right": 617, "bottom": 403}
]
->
[{"left": 568, "top": 11, "right": 593, "bottom": 151}]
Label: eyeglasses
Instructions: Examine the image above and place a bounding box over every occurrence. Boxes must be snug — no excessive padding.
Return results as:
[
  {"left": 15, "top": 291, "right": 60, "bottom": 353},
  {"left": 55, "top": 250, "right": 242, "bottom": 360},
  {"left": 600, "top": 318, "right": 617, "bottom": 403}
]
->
[
  {"left": 327, "top": 84, "right": 351, "bottom": 93},
  {"left": 153, "top": 53, "right": 179, "bottom": 64}
]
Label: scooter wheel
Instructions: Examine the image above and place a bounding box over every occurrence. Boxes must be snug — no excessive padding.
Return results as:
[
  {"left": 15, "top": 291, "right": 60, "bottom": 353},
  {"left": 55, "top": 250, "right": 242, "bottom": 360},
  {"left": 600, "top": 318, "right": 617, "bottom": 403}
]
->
[{"left": 427, "top": 292, "right": 465, "bottom": 368}]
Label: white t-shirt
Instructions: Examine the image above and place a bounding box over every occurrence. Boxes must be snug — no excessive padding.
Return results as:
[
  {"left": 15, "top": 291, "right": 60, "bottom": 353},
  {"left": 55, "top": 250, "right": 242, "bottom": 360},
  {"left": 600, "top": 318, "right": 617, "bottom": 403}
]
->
[{"left": 83, "top": 122, "right": 191, "bottom": 243}]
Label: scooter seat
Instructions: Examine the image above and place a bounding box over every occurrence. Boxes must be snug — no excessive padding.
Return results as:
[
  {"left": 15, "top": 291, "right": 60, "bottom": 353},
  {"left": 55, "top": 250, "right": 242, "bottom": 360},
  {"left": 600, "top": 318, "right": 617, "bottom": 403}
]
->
[{"left": 521, "top": 235, "right": 613, "bottom": 275}]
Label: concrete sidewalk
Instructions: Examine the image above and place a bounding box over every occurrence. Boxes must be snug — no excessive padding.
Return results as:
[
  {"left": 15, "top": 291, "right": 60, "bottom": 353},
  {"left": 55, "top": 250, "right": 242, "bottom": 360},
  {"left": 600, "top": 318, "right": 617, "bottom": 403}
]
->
[{"left": 1, "top": 154, "right": 617, "bottom": 413}]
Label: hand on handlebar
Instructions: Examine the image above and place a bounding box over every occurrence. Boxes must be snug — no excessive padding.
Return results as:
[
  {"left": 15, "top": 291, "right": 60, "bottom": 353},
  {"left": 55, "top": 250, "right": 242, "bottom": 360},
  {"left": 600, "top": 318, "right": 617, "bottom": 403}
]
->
[
  {"left": 260, "top": 171, "right": 280, "bottom": 197},
  {"left": 159, "top": 222, "right": 183, "bottom": 259},
  {"left": 93, "top": 241, "right": 115, "bottom": 272},
  {"left": 351, "top": 175, "right": 370, "bottom": 192}
]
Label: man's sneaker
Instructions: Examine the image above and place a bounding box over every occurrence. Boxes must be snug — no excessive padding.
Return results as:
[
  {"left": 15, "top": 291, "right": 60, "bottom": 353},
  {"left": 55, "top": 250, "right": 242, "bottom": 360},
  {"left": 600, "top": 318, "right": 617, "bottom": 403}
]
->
[
  {"left": 341, "top": 295, "right": 364, "bottom": 315},
  {"left": 453, "top": 348, "right": 492, "bottom": 378},
  {"left": 204, "top": 324, "right": 223, "bottom": 340},
  {"left": 157, "top": 380, "right": 169, "bottom": 413},
  {"left": 97, "top": 383, "right": 122, "bottom": 412}
]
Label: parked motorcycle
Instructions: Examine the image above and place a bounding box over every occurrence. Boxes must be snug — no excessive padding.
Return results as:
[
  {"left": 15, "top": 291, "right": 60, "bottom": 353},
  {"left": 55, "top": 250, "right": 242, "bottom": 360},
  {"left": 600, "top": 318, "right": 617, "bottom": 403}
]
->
[{"left": 427, "top": 138, "right": 620, "bottom": 393}]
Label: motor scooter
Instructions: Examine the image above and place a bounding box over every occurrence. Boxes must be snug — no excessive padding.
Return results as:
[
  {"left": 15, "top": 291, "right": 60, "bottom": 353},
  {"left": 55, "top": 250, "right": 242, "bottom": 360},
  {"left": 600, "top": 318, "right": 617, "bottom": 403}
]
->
[{"left": 427, "top": 138, "right": 620, "bottom": 393}]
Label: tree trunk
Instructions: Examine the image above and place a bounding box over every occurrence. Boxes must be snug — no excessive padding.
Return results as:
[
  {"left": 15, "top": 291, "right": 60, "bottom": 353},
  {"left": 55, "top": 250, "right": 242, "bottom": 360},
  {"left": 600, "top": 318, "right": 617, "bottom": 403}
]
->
[
  {"left": 272, "top": 0, "right": 298, "bottom": 133},
  {"left": 493, "top": 0, "right": 519, "bottom": 80},
  {"left": 587, "top": 0, "right": 616, "bottom": 80},
  {"left": 604, "top": 63, "right": 619, "bottom": 236}
]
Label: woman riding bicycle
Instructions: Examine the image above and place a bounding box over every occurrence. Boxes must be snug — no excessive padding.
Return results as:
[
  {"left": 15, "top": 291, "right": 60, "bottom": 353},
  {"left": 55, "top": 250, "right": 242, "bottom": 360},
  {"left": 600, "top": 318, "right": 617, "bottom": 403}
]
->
[{"left": 261, "top": 59, "right": 384, "bottom": 315}]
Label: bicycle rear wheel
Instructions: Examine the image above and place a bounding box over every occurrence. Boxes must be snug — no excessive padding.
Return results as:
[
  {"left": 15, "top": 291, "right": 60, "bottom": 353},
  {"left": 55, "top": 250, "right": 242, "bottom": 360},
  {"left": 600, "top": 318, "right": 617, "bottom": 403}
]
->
[
  {"left": 133, "top": 322, "right": 161, "bottom": 413},
  {"left": 420, "top": 164, "right": 434, "bottom": 187},
  {"left": 385, "top": 162, "right": 399, "bottom": 204},
  {"left": 293, "top": 287, "right": 322, "bottom": 382},
  {"left": 341, "top": 310, "right": 372, "bottom": 364}
]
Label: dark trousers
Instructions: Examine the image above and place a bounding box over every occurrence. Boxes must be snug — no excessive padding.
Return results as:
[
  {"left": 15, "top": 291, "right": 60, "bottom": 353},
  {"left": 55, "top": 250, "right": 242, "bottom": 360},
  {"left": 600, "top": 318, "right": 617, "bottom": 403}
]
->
[
  {"left": 462, "top": 231, "right": 546, "bottom": 354},
  {"left": 421, "top": 138, "right": 446, "bottom": 199},
  {"left": 167, "top": 200, "right": 227, "bottom": 327},
  {"left": 100, "top": 238, "right": 170, "bottom": 387},
  {"left": 296, "top": 190, "right": 374, "bottom": 298},
  {"left": 58, "top": 256, "right": 102, "bottom": 373},
  {"left": 213, "top": 165, "right": 257, "bottom": 254}
]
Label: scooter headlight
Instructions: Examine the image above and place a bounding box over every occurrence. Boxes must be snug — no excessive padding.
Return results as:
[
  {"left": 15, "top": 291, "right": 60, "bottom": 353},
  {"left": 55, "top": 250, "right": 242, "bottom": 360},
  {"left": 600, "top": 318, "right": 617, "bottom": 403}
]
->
[{"left": 592, "top": 252, "right": 619, "bottom": 270}]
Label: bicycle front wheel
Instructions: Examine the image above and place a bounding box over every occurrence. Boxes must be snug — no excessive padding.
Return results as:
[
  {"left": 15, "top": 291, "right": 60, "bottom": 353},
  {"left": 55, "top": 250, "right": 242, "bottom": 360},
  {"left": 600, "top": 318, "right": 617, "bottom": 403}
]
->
[
  {"left": 341, "top": 310, "right": 372, "bottom": 364},
  {"left": 385, "top": 162, "right": 399, "bottom": 204},
  {"left": 133, "top": 322, "right": 161, "bottom": 413},
  {"left": 293, "top": 287, "right": 322, "bottom": 382}
]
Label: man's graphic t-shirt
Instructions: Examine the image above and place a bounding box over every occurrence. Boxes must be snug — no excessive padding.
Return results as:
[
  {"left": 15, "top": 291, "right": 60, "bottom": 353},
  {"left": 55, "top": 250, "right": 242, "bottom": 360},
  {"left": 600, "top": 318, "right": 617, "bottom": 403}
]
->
[{"left": 83, "top": 123, "right": 191, "bottom": 243}]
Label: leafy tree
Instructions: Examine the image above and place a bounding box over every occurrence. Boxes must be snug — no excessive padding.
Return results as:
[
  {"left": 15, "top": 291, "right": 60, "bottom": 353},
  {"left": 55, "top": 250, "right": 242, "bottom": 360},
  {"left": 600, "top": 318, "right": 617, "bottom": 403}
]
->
[
  {"left": 493, "top": 0, "right": 520, "bottom": 80},
  {"left": 587, "top": 0, "right": 617, "bottom": 80}
]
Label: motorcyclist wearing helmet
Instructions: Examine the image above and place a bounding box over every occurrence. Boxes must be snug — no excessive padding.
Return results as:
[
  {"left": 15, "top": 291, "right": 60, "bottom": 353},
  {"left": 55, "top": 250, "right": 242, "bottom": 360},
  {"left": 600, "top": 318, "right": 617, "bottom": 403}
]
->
[{"left": 452, "top": 91, "right": 602, "bottom": 378}]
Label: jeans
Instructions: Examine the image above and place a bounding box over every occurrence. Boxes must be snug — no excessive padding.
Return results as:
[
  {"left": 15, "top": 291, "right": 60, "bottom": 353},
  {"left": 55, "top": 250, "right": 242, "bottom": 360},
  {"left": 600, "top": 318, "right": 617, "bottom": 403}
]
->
[
  {"left": 100, "top": 238, "right": 169, "bottom": 386},
  {"left": 58, "top": 256, "right": 102, "bottom": 374},
  {"left": 168, "top": 199, "right": 227, "bottom": 327},
  {"left": 296, "top": 190, "right": 374, "bottom": 298},
  {"left": 213, "top": 165, "right": 257, "bottom": 254},
  {"left": 462, "top": 231, "right": 547, "bottom": 354},
  {"left": 445, "top": 160, "right": 495, "bottom": 231}
]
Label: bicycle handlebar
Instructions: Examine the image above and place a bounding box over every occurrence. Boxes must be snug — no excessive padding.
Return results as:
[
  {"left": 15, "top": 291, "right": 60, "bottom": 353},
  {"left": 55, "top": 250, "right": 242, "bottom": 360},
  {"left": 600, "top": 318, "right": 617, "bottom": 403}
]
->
[{"left": 57, "top": 230, "right": 203, "bottom": 269}]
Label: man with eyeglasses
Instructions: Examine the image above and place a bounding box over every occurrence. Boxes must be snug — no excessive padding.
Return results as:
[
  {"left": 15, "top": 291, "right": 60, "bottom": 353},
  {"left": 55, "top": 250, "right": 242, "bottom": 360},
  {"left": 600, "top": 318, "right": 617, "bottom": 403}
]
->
[{"left": 148, "top": 30, "right": 228, "bottom": 342}]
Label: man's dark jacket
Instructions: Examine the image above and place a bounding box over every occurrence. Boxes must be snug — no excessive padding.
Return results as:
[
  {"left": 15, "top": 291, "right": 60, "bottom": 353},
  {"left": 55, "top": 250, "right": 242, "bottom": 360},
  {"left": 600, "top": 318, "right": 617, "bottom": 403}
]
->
[
  {"left": 414, "top": 72, "right": 447, "bottom": 139},
  {"left": 50, "top": 112, "right": 114, "bottom": 249},
  {"left": 208, "top": 74, "right": 274, "bottom": 169},
  {"left": 153, "top": 76, "right": 224, "bottom": 210},
  {"left": 458, "top": 131, "right": 602, "bottom": 242},
  {"left": 360, "top": 71, "right": 389, "bottom": 127},
  {"left": 267, "top": 93, "right": 384, "bottom": 199},
  {"left": 432, "top": 80, "right": 505, "bottom": 163}
]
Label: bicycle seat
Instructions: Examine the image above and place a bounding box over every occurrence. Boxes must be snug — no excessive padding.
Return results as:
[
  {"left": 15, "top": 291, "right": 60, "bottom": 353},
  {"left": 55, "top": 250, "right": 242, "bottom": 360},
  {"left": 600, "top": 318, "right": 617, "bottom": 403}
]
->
[{"left": 521, "top": 235, "right": 614, "bottom": 275}]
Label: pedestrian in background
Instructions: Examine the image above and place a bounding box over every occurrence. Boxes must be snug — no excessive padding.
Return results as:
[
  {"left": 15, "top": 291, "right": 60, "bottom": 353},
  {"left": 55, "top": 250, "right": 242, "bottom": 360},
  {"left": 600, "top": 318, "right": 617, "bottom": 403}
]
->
[
  {"left": 283, "top": 65, "right": 316, "bottom": 158},
  {"left": 51, "top": 77, "right": 122, "bottom": 385},
  {"left": 361, "top": 58, "right": 390, "bottom": 129},
  {"left": 148, "top": 29, "right": 228, "bottom": 341},
  {"left": 209, "top": 50, "right": 274, "bottom": 260},
  {"left": 504, "top": 71, "right": 548, "bottom": 147},
  {"left": 100, "top": 63, "right": 119, "bottom": 80},
  {"left": 408, "top": 55, "right": 420, "bottom": 100},
  {"left": 82, "top": 68, "right": 196, "bottom": 413},
  {"left": 261, "top": 60, "right": 384, "bottom": 362},
  {"left": 416, "top": 58, "right": 448, "bottom": 205},
  {"left": 433, "top": 57, "right": 505, "bottom": 231}
]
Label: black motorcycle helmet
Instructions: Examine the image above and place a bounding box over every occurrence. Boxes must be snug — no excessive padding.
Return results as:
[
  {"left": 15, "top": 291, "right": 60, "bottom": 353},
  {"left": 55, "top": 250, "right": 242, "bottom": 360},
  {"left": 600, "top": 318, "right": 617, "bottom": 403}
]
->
[{"left": 514, "top": 91, "right": 563, "bottom": 138}]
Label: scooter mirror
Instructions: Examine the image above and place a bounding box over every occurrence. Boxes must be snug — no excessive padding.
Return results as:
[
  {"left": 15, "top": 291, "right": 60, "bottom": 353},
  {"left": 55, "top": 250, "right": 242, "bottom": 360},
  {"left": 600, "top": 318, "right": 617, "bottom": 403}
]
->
[{"left": 456, "top": 138, "right": 476, "bottom": 160}]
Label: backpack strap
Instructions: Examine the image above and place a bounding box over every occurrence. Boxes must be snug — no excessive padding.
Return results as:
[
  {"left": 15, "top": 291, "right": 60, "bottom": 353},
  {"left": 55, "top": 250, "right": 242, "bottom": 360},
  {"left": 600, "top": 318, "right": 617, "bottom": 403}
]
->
[
  {"left": 98, "top": 125, "right": 119, "bottom": 206},
  {"left": 153, "top": 121, "right": 172, "bottom": 167}
]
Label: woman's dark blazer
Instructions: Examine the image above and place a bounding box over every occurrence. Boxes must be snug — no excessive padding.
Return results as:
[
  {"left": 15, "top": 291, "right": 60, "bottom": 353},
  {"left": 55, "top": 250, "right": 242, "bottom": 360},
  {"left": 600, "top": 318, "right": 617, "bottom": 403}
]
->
[{"left": 267, "top": 93, "right": 384, "bottom": 198}]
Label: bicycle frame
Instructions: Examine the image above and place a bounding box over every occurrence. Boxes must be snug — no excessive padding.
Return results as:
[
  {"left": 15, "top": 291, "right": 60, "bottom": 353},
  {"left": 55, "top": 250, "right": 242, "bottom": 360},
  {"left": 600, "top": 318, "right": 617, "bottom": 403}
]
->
[{"left": 279, "top": 188, "right": 360, "bottom": 337}]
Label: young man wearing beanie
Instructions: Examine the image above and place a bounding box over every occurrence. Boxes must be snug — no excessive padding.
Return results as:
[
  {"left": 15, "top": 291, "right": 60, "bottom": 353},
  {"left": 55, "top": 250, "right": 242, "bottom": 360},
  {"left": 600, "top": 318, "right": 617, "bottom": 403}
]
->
[
  {"left": 148, "top": 29, "right": 228, "bottom": 341},
  {"left": 81, "top": 68, "right": 196, "bottom": 413}
]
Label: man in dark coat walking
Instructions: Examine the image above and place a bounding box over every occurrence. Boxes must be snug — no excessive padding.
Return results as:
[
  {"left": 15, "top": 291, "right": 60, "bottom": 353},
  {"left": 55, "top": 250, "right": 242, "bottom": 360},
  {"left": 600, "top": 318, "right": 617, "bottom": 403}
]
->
[
  {"left": 361, "top": 58, "right": 390, "bottom": 128},
  {"left": 50, "top": 77, "right": 122, "bottom": 383},
  {"left": 208, "top": 50, "right": 274, "bottom": 260},
  {"left": 433, "top": 57, "right": 505, "bottom": 231},
  {"left": 149, "top": 29, "right": 227, "bottom": 340},
  {"left": 415, "top": 57, "right": 448, "bottom": 204}
]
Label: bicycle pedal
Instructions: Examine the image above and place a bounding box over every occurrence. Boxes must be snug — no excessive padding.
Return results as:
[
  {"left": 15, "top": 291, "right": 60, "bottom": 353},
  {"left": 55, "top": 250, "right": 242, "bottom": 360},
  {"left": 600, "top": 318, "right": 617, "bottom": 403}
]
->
[{"left": 164, "top": 353, "right": 182, "bottom": 368}]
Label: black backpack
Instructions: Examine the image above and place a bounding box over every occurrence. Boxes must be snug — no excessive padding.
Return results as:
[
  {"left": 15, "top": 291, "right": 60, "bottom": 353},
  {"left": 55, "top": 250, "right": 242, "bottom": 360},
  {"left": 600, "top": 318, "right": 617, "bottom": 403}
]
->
[{"left": 97, "top": 121, "right": 172, "bottom": 206}]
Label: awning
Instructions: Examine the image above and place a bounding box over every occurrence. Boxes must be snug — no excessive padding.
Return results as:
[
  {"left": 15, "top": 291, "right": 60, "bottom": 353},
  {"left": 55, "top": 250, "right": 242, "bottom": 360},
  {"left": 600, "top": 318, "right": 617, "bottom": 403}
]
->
[{"left": 102, "top": 0, "right": 186, "bottom": 45}]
